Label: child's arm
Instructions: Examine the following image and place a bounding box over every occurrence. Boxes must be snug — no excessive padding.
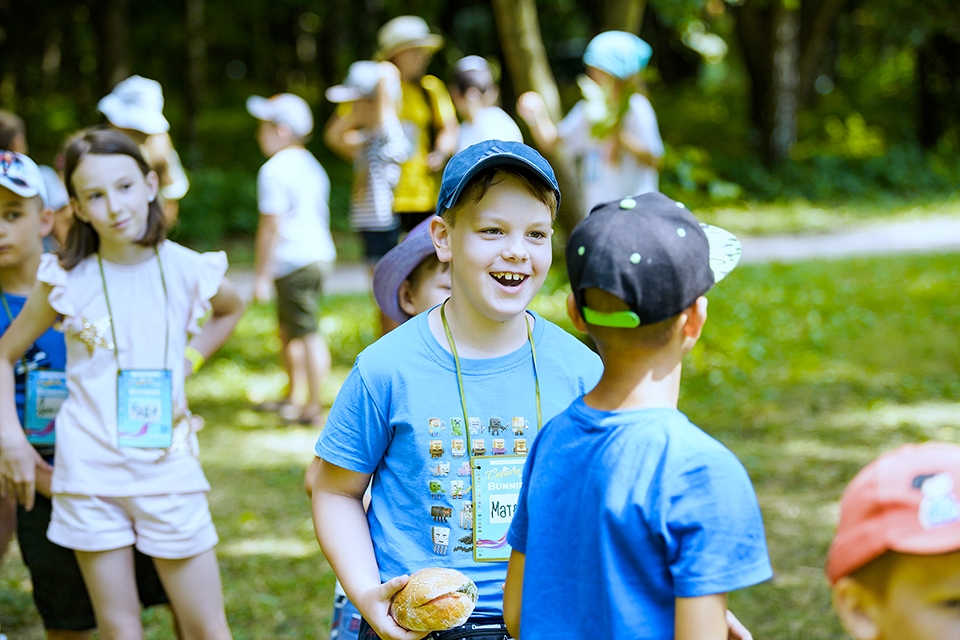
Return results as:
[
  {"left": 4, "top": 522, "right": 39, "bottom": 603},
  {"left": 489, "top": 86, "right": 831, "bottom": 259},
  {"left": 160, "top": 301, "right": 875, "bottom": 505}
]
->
[
  {"left": 0, "top": 284, "right": 58, "bottom": 510},
  {"left": 675, "top": 593, "right": 728, "bottom": 640},
  {"left": 184, "top": 277, "right": 244, "bottom": 376},
  {"left": 618, "top": 127, "right": 663, "bottom": 169},
  {"left": 252, "top": 214, "right": 280, "bottom": 303},
  {"left": 516, "top": 91, "right": 559, "bottom": 154},
  {"left": 323, "top": 111, "right": 365, "bottom": 163},
  {"left": 503, "top": 549, "right": 525, "bottom": 638},
  {"left": 312, "top": 458, "right": 426, "bottom": 640}
]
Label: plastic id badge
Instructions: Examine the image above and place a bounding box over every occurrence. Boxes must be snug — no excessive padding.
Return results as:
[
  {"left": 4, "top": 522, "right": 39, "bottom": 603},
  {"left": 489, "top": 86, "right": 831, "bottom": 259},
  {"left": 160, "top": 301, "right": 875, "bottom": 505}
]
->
[
  {"left": 117, "top": 369, "right": 173, "bottom": 448},
  {"left": 470, "top": 455, "right": 527, "bottom": 562},
  {"left": 25, "top": 370, "right": 67, "bottom": 445}
]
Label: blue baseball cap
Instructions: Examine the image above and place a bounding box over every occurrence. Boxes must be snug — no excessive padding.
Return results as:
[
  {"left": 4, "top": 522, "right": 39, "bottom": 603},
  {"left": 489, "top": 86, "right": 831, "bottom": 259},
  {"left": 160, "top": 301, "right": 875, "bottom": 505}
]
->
[
  {"left": 583, "top": 31, "right": 653, "bottom": 80},
  {"left": 436, "top": 140, "right": 560, "bottom": 217}
]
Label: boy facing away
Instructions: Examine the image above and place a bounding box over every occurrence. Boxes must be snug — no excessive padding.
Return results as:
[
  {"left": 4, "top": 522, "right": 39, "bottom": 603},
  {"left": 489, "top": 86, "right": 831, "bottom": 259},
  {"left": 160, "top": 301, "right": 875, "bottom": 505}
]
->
[
  {"left": 503, "top": 192, "right": 772, "bottom": 639},
  {"left": 247, "top": 92, "right": 336, "bottom": 425},
  {"left": 827, "top": 442, "right": 960, "bottom": 640}
]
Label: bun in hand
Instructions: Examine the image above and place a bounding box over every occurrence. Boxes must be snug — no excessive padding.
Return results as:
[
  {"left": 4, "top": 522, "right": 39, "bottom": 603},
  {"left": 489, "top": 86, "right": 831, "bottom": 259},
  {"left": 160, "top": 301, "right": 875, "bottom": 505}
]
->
[{"left": 391, "top": 567, "right": 479, "bottom": 632}]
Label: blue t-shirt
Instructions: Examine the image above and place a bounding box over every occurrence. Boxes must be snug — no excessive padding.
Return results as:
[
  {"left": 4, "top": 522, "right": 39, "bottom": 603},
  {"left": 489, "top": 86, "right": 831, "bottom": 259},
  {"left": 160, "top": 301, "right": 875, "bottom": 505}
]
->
[
  {"left": 508, "top": 399, "right": 773, "bottom": 639},
  {"left": 315, "top": 311, "right": 603, "bottom": 617},
  {"left": 1, "top": 291, "right": 67, "bottom": 457}
]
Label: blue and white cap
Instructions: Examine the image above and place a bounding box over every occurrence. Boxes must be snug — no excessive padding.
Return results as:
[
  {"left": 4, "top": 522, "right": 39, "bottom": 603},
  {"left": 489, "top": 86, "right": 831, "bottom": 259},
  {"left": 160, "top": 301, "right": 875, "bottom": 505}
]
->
[
  {"left": 436, "top": 140, "right": 560, "bottom": 216},
  {"left": 0, "top": 150, "right": 48, "bottom": 204}
]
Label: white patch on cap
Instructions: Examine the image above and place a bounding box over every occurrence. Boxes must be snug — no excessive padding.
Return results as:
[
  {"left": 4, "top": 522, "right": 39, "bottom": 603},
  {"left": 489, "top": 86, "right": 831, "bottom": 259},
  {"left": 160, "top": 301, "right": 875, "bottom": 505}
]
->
[
  {"left": 629, "top": 253, "right": 641, "bottom": 264},
  {"left": 676, "top": 227, "right": 687, "bottom": 238},
  {"left": 577, "top": 246, "right": 585, "bottom": 256},
  {"left": 919, "top": 473, "right": 960, "bottom": 530},
  {"left": 619, "top": 198, "right": 636, "bottom": 209},
  {"left": 676, "top": 202, "right": 685, "bottom": 208}
]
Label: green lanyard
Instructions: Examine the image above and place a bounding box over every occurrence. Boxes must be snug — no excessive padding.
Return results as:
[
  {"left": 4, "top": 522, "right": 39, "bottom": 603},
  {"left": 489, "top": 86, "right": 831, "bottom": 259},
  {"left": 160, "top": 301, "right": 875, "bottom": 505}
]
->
[
  {"left": 96, "top": 247, "right": 170, "bottom": 370},
  {"left": 0, "top": 283, "right": 30, "bottom": 373},
  {"left": 440, "top": 299, "right": 542, "bottom": 455}
]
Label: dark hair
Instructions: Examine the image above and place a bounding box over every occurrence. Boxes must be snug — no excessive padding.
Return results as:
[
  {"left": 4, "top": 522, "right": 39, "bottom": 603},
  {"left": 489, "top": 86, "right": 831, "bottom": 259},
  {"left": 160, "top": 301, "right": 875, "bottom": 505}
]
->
[
  {"left": 0, "top": 110, "right": 26, "bottom": 150},
  {"left": 59, "top": 128, "right": 167, "bottom": 270},
  {"left": 443, "top": 167, "right": 558, "bottom": 226},
  {"left": 454, "top": 69, "right": 493, "bottom": 95}
]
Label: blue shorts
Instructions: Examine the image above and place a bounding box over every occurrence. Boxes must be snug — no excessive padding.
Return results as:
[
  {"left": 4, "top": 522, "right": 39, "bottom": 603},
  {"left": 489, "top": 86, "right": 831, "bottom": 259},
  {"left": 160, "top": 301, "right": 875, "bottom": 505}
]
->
[{"left": 330, "top": 591, "right": 362, "bottom": 639}]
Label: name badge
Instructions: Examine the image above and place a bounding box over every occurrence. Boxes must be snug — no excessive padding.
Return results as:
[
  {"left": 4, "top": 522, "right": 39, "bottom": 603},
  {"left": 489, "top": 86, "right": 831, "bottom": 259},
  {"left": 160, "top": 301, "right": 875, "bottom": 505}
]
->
[
  {"left": 117, "top": 369, "right": 173, "bottom": 448},
  {"left": 25, "top": 370, "right": 67, "bottom": 445},
  {"left": 470, "top": 455, "right": 527, "bottom": 562}
]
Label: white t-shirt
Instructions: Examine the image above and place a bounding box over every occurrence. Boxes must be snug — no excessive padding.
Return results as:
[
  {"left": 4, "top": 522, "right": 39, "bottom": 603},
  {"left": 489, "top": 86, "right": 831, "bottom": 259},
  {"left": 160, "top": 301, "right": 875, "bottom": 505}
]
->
[
  {"left": 558, "top": 93, "right": 664, "bottom": 215},
  {"left": 257, "top": 147, "right": 336, "bottom": 276},
  {"left": 38, "top": 242, "right": 226, "bottom": 497},
  {"left": 456, "top": 106, "right": 524, "bottom": 153}
]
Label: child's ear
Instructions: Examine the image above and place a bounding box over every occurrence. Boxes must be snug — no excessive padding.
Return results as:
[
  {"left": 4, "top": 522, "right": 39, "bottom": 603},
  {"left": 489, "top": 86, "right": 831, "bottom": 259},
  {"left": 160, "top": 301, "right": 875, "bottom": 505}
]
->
[
  {"left": 431, "top": 216, "right": 453, "bottom": 264},
  {"left": 566, "top": 293, "right": 588, "bottom": 333},
  {"left": 145, "top": 170, "right": 160, "bottom": 203},
  {"left": 38, "top": 206, "right": 55, "bottom": 237},
  {"left": 681, "top": 296, "right": 708, "bottom": 340},
  {"left": 398, "top": 279, "right": 418, "bottom": 318},
  {"left": 831, "top": 577, "right": 882, "bottom": 640}
]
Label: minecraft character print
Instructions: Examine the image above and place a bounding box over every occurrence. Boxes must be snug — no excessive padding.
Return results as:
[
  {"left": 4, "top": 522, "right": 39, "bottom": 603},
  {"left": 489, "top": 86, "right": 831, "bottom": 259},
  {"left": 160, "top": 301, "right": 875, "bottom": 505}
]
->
[
  {"left": 489, "top": 417, "right": 505, "bottom": 436},
  {"left": 429, "top": 480, "right": 446, "bottom": 499},
  {"left": 514, "top": 438, "right": 528, "bottom": 455},
  {"left": 492, "top": 438, "right": 506, "bottom": 455},
  {"left": 453, "top": 533, "right": 474, "bottom": 553},
  {"left": 431, "top": 461, "right": 450, "bottom": 477},
  {"left": 431, "top": 505, "right": 452, "bottom": 522},
  {"left": 468, "top": 417, "right": 482, "bottom": 435},
  {"left": 918, "top": 472, "right": 960, "bottom": 529},
  {"left": 451, "top": 480, "right": 465, "bottom": 499},
  {"left": 450, "top": 417, "right": 464, "bottom": 437},
  {"left": 432, "top": 526, "right": 450, "bottom": 555},
  {"left": 428, "top": 418, "right": 445, "bottom": 436},
  {"left": 457, "top": 461, "right": 471, "bottom": 477},
  {"left": 430, "top": 440, "right": 444, "bottom": 458},
  {"left": 512, "top": 417, "right": 528, "bottom": 435},
  {"left": 459, "top": 502, "right": 474, "bottom": 530},
  {"left": 451, "top": 439, "right": 465, "bottom": 458},
  {"left": 472, "top": 439, "right": 486, "bottom": 456}
]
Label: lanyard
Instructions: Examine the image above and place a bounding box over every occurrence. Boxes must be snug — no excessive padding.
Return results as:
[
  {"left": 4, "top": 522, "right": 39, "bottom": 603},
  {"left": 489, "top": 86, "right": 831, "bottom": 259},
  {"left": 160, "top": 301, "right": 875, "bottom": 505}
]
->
[
  {"left": 440, "top": 300, "right": 542, "bottom": 455},
  {"left": 0, "top": 284, "right": 30, "bottom": 373},
  {"left": 97, "top": 247, "right": 170, "bottom": 370}
]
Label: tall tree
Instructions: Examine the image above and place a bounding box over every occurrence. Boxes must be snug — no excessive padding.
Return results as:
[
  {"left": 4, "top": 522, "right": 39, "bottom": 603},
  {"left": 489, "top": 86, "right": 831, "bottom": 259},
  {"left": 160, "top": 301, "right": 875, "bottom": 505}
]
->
[
  {"left": 185, "top": 0, "right": 207, "bottom": 163},
  {"left": 98, "top": 0, "right": 131, "bottom": 91},
  {"left": 600, "top": 0, "right": 647, "bottom": 34}
]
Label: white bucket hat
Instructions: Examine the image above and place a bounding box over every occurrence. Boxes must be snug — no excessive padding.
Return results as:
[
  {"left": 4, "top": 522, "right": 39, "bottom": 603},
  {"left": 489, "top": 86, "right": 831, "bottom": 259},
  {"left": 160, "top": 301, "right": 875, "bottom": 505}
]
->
[
  {"left": 245, "top": 93, "right": 314, "bottom": 138},
  {"left": 325, "top": 61, "right": 402, "bottom": 103},
  {"left": 98, "top": 75, "right": 170, "bottom": 135},
  {"left": 374, "top": 16, "right": 443, "bottom": 61}
]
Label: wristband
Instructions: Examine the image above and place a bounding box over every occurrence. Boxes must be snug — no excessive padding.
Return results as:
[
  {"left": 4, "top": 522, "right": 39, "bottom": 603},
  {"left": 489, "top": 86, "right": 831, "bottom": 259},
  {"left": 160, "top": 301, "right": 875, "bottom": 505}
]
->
[{"left": 184, "top": 346, "right": 206, "bottom": 374}]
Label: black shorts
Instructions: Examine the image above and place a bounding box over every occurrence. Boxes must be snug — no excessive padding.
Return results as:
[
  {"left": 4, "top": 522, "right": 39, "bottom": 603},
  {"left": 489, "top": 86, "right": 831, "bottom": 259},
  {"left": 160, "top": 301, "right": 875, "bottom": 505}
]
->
[
  {"left": 360, "top": 228, "right": 401, "bottom": 262},
  {"left": 17, "top": 495, "right": 170, "bottom": 631}
]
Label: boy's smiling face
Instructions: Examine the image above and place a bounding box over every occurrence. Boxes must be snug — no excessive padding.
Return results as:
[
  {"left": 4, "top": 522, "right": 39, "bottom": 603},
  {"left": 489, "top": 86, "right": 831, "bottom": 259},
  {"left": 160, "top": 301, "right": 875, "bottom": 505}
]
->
[{"left": 435, "top": 173, "right": 553, "bottom": 325}]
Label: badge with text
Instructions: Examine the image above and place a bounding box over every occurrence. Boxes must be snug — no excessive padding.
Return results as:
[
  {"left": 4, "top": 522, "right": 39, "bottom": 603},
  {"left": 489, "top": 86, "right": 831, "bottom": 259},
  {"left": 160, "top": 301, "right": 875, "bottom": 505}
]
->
[
  {"left": 117, "top": 369, "right": 173, "bottom": 448},
  {"left": 470, "top": 455, "right": 527, "bottom": 562},
  {"left": 25, "top": 370, "right": 67, "bottom": 445}
]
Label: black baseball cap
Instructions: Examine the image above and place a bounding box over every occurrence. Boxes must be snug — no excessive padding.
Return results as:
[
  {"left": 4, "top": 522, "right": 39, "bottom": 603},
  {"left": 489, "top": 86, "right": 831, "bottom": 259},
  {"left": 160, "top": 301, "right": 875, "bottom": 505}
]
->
[
  {"left": 436, "top": 140, "right": 560, "bottom": 217},
  {"left": 566, "top": 192, "right": 742, "bottom": 328}
]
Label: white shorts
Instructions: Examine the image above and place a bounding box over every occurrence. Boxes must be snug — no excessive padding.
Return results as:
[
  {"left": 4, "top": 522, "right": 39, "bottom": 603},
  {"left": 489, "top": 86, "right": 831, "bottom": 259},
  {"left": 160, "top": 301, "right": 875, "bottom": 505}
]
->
[{"left": 47, "top": 492, "right": 219, "bottom": 559}]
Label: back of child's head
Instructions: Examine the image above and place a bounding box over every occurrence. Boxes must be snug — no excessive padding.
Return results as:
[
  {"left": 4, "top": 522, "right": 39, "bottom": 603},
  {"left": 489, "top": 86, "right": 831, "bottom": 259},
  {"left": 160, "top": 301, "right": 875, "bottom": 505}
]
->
[
  {"left": 0, "top": 149, "right": 48, "bottom": 212},
  {"left": 583, "top": 31, "right": 653, "bottom": 81},
  {"left": 245, "top": 93, "right": 314, "bottom": 140},
  {"left": 452, "top": 56, "right": 495, "bottom": 95},
  {"left": 97, "top": 75, "right": 170, "bottom": 136},
  {"left": 0, "top": 110, "right": 27, "bottom": 152},
  {"left": 59, "top": 128, "right": 167, "bottom": 269},
  {"left": 565, "top": 192, "right": 740, "bottom": 346},
  {"left": 827, "top": 442, "right": 960, "bottom": 585},
  {"left": 373, "top": 217, "right": 449, "bottom": 323},
  {"left": 435, "top": 140, "right": 559, "bottom": 226}
]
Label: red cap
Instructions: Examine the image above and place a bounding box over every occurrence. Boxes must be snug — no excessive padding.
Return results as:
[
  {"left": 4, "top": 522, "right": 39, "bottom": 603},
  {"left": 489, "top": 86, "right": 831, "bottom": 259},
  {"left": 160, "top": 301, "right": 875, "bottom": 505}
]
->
[{"left": 826, "top": 442, "right": 960, "bottom": 583}]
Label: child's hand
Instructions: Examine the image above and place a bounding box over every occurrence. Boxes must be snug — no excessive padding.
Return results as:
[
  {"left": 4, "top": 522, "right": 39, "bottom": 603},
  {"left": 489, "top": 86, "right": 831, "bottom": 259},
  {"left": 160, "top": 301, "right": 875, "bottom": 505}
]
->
[
  {"left": 0, "top": 435, "right": 45, "bottom": 510},
  {"left": 516, "top": 91, "right": 548, "bottom": 124},
  {"left": 357, "top": 575, "right": 429, "bottom": 640},
  {"left": 726, "top": 610, "right": 753, "bottom": 640},
  {"left": 253, "top": 276, "right": 273, "bottom": 304}
]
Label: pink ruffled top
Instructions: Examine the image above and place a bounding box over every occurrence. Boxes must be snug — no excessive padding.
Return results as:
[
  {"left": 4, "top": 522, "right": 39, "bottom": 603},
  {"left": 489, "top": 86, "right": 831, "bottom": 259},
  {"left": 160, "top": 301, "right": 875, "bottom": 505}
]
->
[{"left": 38, "top": 241, "right": 227, "bottom": 496}]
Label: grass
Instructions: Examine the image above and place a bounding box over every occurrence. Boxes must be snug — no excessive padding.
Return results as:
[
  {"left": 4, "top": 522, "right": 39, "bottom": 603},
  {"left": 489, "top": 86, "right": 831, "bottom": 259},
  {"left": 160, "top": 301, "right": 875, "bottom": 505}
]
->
[{"left": 3, "top": 251, "right": 960, "bottom": 638}]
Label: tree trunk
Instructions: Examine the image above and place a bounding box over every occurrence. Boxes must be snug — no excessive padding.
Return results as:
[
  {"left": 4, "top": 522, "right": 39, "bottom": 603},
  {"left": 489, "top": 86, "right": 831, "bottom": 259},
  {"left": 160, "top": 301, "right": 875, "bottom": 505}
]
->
[
  {"left": 798, "top": 0, "right": 848, "bottom": 105},
  {"left": 185, "top": 0, "right": 206, "bottom": 165},
  {"left": 599, "top": 0, "right": 647, "bottom": 35},
  {"left": 770, "top": 6, "right": 799, "bottom": 163},
  {"left": 100, "top": 0, "right": 131, "bottom": 91},
  {"left": 490, "top": 0, "right": 584, "bottom": 237}
]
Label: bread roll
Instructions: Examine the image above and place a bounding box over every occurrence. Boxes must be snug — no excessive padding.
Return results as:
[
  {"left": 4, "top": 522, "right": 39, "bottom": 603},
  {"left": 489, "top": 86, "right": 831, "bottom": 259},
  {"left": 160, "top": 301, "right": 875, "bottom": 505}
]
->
[{"left": 392, "top": 567, "right": 479, "bottom": 632}]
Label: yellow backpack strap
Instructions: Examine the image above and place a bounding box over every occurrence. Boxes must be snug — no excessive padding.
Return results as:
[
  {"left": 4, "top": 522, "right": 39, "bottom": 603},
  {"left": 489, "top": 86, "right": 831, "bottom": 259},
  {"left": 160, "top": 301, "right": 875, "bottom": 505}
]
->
[{"left": 421, "top": 75, "right": 456, "bottom": 131}]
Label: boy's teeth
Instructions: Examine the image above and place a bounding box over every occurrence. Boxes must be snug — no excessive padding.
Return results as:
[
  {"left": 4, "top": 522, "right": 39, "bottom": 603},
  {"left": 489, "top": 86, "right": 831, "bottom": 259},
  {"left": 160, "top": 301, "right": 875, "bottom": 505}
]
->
[{"left": 492, "top": 272, "right": 526, "bottom": 285}]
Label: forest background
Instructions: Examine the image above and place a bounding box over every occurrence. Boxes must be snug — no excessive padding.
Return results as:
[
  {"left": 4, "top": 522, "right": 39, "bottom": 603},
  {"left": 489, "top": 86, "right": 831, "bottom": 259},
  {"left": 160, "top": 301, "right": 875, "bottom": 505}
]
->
[{"left": 1, "top": 0, "right": 958, "bottom": 253}]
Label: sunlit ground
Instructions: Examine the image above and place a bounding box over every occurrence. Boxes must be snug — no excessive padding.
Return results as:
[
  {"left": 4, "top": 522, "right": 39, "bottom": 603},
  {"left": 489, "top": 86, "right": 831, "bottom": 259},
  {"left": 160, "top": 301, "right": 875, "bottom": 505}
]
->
[{"left": 2, "top": 251, "right": 959, "bottom": 639}]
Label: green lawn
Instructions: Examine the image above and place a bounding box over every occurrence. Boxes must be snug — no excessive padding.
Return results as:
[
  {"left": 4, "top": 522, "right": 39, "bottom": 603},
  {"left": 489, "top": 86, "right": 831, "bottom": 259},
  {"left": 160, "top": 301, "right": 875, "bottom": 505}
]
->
[{"left": 3, "top": 251, "right": 960, "bottom": 639}]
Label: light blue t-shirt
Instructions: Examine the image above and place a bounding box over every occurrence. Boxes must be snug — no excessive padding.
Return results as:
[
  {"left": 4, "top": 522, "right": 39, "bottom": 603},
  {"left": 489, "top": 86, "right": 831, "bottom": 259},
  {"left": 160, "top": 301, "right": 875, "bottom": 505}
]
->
[
  {"left": 508, "top": 399, "right": 773, "bottom": 639},
  {"left": 315, "top": 310, "right": 603, "bottom": 617}
]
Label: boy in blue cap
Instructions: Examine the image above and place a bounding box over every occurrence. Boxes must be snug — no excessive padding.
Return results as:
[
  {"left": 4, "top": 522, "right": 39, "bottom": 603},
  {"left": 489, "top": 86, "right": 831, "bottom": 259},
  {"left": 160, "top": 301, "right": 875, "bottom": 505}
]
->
[
  {"left": 517, "top": 31, "right": 664, "bottom": 216},
  {"left": 503, "top": 192, "right": 772, "bottom": 639},
  {"left": 311, "top": 141, "right": 603, "bottom": 640}
]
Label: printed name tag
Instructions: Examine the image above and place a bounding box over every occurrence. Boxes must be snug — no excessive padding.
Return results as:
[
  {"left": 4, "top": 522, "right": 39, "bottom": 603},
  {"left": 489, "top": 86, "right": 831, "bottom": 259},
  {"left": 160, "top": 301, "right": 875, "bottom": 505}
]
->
[
  {"left": 25, "top": 370, "right": 67, "bottom": 445},
  {"left": 117, "top": 369, "right": 173, "bottom": 448},
  {"left": 470, "top": 455, "right": 527, "bottom": 562}
]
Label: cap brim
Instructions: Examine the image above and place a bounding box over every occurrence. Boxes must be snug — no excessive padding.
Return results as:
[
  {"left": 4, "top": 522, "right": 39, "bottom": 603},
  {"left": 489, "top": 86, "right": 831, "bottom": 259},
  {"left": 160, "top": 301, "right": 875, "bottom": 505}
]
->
[
  {"left": 700, "top": 223, "right": 741, "bottom": 284},
  {"left": 245, "top": 96, "right": 272, "bottom": 121},
  {"left": 372, "top": 219, "right": 441, "bottom": 324},
  {"left": 374, "top": 35, "right": 444, "bottom": 61},
  {"left": 98, "top": 95, "right": 169, "bottom": 134},
  {"left": 437, "top": 151, "right": 560, "bottom": 216},
  {"left": 325, "top": 85, "right": 365, "bottom": 103}
]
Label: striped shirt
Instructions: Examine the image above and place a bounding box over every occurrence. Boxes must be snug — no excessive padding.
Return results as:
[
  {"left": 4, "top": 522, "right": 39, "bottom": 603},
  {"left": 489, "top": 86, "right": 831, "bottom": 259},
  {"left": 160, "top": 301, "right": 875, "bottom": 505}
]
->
[{"left": 350, "top": 119, "right": 410, "bottom": 232}]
